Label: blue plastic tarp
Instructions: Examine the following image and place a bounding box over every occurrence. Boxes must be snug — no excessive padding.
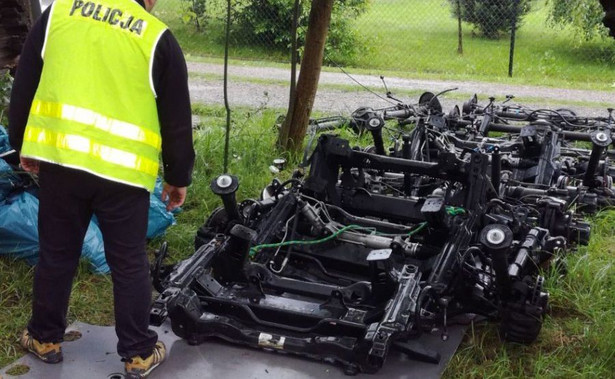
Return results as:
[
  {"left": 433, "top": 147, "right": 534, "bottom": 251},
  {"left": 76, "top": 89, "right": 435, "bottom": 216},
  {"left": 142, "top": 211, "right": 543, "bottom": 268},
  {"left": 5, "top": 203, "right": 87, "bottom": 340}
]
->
[
  {"left": 0, "top": 191, "right": 110, "bottom": 273},
  {"left": 148, "top": 179, "right": 177, "bottom": 239},
  {"left": 0, "top": 158, "right": 24, "bottom": 202},
  {"left": 0, "top": 125, "right": 10, "bottom": 154},
  {"left": 0, "top": 192, "right": 40, "bottom": 264}
]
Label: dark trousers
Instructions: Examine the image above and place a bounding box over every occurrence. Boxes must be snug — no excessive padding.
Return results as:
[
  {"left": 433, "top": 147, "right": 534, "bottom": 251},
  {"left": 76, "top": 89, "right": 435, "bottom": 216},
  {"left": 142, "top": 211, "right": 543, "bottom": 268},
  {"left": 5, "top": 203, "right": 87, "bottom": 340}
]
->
[{"left": 28, "top": 162, "right": 157, "bottom": 358}]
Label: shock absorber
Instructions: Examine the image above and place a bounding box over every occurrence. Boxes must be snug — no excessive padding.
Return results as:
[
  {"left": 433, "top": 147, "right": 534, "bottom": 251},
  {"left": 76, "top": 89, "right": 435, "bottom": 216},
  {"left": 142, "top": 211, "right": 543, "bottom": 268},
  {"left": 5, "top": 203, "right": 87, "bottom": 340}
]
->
[
  {"left": 351, "top": 107, "right": 387, "bottom": 155},
  {"left": 402, "top": 134, "right": 412, "bottom": 195},
  {"left": 583, "top": 130, "right": 612, "bottom": 188},
  {"left": 210, "top": 174, "right": 242, "bottom": 223},
  {"left": 479, "top": 224, "right": 514, "bottom": 298},
  {"left": 369, "top": 122, "right": 386, "bottom": 156},
  {"left": 491, "top": 146, "right": 502, "bottom": 197}
]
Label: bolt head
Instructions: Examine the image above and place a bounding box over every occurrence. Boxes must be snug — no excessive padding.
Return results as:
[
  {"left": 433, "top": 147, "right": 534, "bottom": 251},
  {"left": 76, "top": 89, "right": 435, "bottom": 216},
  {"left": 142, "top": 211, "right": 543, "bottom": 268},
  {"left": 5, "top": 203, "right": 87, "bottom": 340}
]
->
[
  {"left": 216, "top": 175, "right": 233, "bottom": 188},
  {"left": 273, "top": 158, "right": 286, "bottom": 169},
  {"left": 369, "top": 118, "right": 381, "bottom": 128},
  {"left": 596, "top": 132, "right": 608, "bottom": 143},
  {"left": 486, "top": 228, "right": 506, "bottom": 245}
]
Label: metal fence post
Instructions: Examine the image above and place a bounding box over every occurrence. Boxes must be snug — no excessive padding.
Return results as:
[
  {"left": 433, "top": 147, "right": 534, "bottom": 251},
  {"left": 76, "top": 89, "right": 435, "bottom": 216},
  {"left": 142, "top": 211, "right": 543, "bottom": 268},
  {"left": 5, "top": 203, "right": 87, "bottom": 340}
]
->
[
  {"left": 508, "top": 0, "right": 520, "bottom": 77},
  {"left": 457, "top": 0, "right": 463, "bottom": 55}
]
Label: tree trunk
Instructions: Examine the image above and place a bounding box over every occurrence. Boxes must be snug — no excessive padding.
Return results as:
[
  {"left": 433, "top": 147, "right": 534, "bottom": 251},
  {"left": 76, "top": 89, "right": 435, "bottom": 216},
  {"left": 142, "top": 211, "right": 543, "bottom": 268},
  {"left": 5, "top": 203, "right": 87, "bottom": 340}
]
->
[
  {"left": 601, "top": 0, "right": 615, "bottom": 38},
  {"left": 278, "top": 0, "right": 333, "bottom": 153},
  {"left": 0, "top": 0, "right": 33, "bottom": 69}
]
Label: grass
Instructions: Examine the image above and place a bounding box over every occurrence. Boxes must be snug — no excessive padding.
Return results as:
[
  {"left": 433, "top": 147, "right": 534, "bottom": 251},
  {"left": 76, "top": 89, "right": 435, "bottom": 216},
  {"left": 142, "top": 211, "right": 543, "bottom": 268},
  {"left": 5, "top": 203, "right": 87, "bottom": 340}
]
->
[
  {"left": 5, "top": 364, "right": 29, "bottom": 376},
  {"left": 1, "top": 103, "right": 614, "bottom": 377},
  {"left": 351, "top": 0, "right": 615, "bottom": 89},
  {"left": 154, "top": 0, "right": 615, "bottom": 90}
]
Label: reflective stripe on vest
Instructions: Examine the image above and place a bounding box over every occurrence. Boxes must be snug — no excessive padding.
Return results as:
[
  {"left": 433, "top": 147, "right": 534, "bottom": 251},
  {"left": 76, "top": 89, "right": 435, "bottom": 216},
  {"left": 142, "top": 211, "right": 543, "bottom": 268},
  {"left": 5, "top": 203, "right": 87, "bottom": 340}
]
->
[
  {"left": 30, "top": 100, "right": 162, "bottom": 150},
  {"left": 21, "top": 0, "right": 168, "bottom": 191},
  {"left": 24, "top": 126, "right": 159, "bottom": 177}
]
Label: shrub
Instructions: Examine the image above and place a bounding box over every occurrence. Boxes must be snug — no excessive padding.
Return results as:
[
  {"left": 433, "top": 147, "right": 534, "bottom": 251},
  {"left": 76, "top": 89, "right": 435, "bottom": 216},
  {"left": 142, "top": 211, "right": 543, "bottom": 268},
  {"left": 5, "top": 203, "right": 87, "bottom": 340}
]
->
[
  {"left": 180, "top": 0, "right": 208, "bottom": 31},
  {"left": 232, "top": 0, "right": 370, "bottom": 64},
  {"left": 450, "top": 0, "right": 532, "bottom": 39},
  {"left": 548, "top": 0, "right": 609, "bottom": 42}
]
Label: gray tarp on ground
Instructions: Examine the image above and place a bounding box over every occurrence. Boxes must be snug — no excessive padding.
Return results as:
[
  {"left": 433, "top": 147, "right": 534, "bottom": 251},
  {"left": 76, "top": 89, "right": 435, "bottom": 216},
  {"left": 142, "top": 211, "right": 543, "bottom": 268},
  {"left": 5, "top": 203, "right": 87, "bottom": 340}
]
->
[{"left": 0, "top": 321, "right": 467, "bottom": 378}]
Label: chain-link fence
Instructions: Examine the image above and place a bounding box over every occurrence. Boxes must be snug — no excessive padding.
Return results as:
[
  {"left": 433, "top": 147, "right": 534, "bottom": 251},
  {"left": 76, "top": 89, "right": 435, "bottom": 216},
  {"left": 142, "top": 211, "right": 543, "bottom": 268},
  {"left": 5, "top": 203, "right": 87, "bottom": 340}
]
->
[{"left": 153, "top": 0, "right": 615, "bottom": 86}]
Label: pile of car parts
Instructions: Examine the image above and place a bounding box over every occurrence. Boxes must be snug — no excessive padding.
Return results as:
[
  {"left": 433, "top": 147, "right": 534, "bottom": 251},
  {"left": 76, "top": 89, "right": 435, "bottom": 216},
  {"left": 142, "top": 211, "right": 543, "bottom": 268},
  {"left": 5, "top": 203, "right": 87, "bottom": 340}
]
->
[{"left": 151, "top": 93, "right": 614, "bottom": 375}]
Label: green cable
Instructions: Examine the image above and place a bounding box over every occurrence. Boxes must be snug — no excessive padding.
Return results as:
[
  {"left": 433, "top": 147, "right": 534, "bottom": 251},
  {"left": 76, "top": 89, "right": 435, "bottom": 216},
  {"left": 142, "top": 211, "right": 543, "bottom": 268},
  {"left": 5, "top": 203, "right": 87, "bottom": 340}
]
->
[
  {"left": 249, "top": 224, "right": 363, "bottom": 258},
  {"left": 407, "top": 222, "right": 428, "bottom": 236},
  {"left": 249, "top": 221, "right": 429, "bottom": 259},
  {"left": 445, "top": 206, "right": 466, "bottom": 216}
]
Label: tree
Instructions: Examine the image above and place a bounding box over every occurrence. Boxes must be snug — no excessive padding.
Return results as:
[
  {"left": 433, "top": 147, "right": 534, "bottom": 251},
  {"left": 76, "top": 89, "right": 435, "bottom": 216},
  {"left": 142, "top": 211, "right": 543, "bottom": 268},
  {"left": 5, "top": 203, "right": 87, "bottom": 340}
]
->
[
  {"left": 0, "top": 0, "right": 37, "bottom": 68},
  {"left": 548, "top": 0, "right": 611, "bottom": 41},
  {"left": 278, "top": 0, "right": 333, "bottom": 152},
  {"left": 601, "top": 0, "right": 615, "bottom": 38},
  {"left": 450, "top": 0, "right": 532, "bottom": 39}
]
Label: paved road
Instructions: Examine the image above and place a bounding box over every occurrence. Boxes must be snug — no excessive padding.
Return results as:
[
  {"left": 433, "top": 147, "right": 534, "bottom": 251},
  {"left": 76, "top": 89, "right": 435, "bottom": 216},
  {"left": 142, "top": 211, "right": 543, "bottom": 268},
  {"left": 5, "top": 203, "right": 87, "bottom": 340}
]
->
[{"left": 187, "top": 61, "right": 614, "bottom": 118}]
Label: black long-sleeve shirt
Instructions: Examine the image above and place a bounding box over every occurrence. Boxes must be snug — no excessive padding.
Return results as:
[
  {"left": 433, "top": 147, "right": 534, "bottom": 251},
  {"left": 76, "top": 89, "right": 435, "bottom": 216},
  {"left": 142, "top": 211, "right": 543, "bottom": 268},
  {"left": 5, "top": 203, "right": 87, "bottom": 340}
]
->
[{"left": 9, "top": 1, "right": 195, "bottom": 187}]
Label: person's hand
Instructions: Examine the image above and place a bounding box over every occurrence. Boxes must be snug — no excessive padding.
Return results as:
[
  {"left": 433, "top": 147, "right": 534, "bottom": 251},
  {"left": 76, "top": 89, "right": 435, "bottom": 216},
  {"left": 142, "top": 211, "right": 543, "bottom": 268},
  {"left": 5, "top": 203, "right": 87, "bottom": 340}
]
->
[
  {"left": 20, "top": 156, "right": 40, "bottom": 174},
  {"left": 161, "top": 183, "right": 187, "bottom": 211}
]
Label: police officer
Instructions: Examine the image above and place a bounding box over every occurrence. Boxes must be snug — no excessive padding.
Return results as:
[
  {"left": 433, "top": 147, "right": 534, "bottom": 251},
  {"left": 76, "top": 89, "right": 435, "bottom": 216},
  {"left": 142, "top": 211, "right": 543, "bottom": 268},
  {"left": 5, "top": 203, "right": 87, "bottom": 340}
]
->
[{"left": 9, "top": 0, "right": 194, "bottom": 377}]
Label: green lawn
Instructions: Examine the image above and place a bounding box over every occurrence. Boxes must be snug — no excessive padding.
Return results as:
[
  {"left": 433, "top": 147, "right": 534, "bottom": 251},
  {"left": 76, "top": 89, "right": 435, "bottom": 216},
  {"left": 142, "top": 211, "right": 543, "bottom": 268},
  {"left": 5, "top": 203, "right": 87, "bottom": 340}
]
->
[
  {"left": 1, "top": 105, "right": 614, "bottom": 377},
  {"left": 154, "top": 0, "right": 615, "bottom": 90},
  {"left": 351, "top": 0, "right": 615, "bottom": 88}
]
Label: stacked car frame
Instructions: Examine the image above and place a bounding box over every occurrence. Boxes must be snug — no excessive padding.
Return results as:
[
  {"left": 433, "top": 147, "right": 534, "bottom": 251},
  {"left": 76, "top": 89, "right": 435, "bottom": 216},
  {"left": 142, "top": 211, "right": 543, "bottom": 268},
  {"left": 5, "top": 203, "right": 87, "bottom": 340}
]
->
[{"left": 150, "top": 93, "right": 613, "bottom": 375}]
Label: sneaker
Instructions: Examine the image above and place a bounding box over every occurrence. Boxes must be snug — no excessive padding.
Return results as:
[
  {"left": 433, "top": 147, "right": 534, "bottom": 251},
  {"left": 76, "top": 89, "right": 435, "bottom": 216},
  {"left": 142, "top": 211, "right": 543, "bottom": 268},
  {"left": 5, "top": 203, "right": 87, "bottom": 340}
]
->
[
  {"left": 19, "top": 329, "right": 63, "bottom": 364},
  {"left": 124, "top": 341, "right": 166, "bottom": 379}
]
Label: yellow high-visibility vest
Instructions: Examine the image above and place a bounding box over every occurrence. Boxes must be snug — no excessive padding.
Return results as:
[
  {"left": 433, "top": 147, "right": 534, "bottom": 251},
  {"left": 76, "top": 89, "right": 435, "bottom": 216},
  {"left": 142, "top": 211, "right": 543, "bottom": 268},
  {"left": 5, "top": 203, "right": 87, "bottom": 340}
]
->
[{"left": 21, "top": 0, "right": 168, "bottom": 191}]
